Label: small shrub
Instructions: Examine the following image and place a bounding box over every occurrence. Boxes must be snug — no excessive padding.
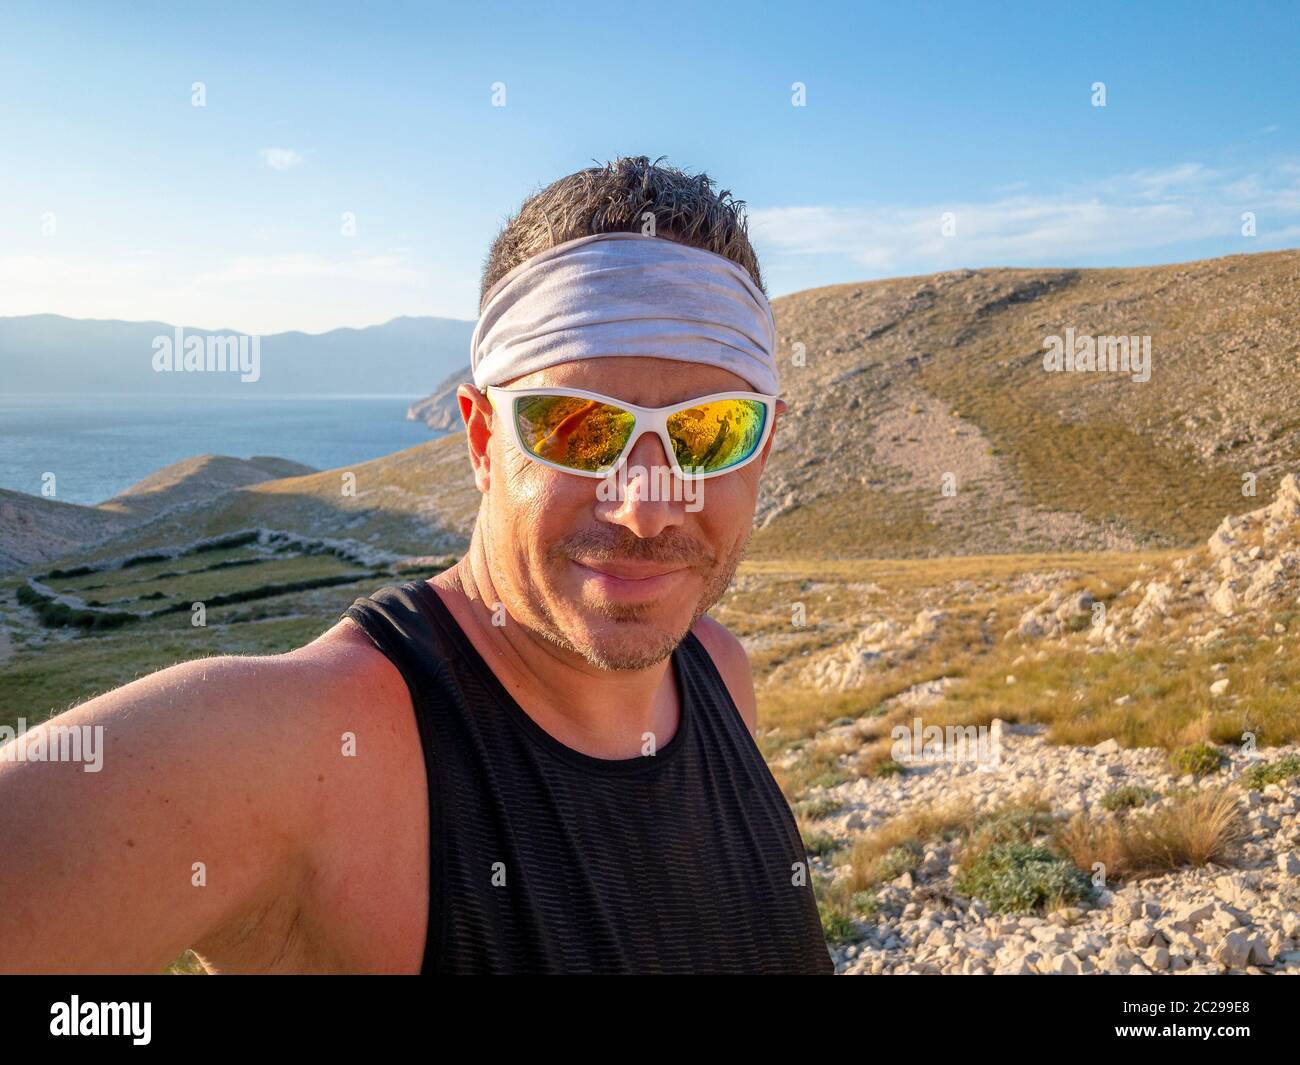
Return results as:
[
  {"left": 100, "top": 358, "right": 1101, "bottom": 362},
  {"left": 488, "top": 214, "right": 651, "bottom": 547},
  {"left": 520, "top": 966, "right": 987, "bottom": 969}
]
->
[
  {"left": 802, "top": 832, "right": 842, "bottom": 857},
  {"left": 1241, "top": 755, "right": 1300, "bottom": 790},
  {"left": 16, "top": 584, "right": 44, "bottom": 606},
  {"left": 842, "top": 793, "right": 1047, "bottom": 897},
  {"left": 817, "top": 899, "right": 860, "bottom": 946},
  {"left": 874, "top": 842, "right": 923, "bottom": 882},
  {"left": 795, "top": 797, "right": 844, "bottom": 820},
  {"left": 850, "top": 892, "right": 881, "bottom": 919},
  {"left": 121, "top": 552, "right": 171, "bottom": 570},
  {"left": 90, "top": 610, "right": 134, "bottom": 631},
  {"left": 965, "top": 805, "right": 1053, "bottom": 849},
  {"left": 1169, "top": 742, "right": 1226, "bottom": 777},
  {"left": 190, "top": 530, "right": 260, "bottom": 554},
  {"left": 871, "top": 759, "right": 906, "bottom": 778},
  {"left": 43, "top": 564, "right": 97, "bottom": 580},
  {"left": 1101, "top": 785, "right": 1158, "bottom": 812},
  {"left": 954, "top": 842, "right": 1092, "bottom": 914}
]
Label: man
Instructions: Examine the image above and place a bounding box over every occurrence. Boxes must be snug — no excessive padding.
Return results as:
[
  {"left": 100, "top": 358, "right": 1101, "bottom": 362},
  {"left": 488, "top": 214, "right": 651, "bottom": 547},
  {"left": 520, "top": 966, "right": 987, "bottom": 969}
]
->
[{"left": 0, "top": 157, "right": 834, "bottom": 975}]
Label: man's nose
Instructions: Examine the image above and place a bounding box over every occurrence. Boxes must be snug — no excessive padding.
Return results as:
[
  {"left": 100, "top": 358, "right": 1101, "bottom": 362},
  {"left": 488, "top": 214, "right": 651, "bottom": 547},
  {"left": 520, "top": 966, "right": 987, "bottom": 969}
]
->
[{"left": 593, "top": 431, "right": 686, "bottom": 538}]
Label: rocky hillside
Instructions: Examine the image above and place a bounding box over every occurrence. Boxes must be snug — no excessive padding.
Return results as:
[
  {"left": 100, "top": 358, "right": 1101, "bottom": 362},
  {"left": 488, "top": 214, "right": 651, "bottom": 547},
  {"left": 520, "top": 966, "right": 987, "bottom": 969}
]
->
[
  {"left": 407, "top": 365, "right": 471, "bottom": 431},
  {"left": 59, "top": 437, "right": 478, "bottom": 570},
  {"left": 743, "top": 474, "right": 1300, "bottom": 975},
  {"left": 775, "top": 473, "right": 1300, "bottom": 698},
  {"left": 0, "top": 490, "right": 132, "bottom": 572},
  {"left": 100, "top": 455, "right": 316, "bottom": 520},
  {"left": 824, "top": 727, "right": 1300, "bottom": 975},
  {"left": 0, "top": 454, "right": 318, "bottom": 572},
  {"left": 750, "top": 248, "right": 1300, "bottom": 559}
]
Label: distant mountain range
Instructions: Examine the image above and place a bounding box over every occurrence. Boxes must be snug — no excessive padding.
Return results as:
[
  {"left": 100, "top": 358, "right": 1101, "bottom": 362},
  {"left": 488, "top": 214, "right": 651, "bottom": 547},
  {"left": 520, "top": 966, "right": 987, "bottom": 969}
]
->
[{"left": 0, "top": 314, "right": 475, "bottom": 396}]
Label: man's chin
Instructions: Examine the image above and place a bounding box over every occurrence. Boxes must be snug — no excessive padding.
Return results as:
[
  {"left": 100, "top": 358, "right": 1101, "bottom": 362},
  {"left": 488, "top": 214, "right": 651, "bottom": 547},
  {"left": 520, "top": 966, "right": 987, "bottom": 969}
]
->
[
  {"left": 529, "top": 562, "right": 703, "bottom": 669},
  {"left": 548, "top": 603, "right": 691, "bottom": 670}
]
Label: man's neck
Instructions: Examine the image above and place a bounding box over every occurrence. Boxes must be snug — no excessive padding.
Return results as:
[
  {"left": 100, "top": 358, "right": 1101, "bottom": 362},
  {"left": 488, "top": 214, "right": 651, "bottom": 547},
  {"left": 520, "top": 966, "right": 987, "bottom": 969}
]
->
[{"left": 428, "top": 548, "right": 682, "bottom": 761}]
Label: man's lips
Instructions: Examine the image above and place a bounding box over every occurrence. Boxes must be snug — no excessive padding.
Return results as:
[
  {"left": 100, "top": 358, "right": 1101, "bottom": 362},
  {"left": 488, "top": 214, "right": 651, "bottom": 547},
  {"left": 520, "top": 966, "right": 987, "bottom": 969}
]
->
[
  {"left": 569, "top": 558, "right": 688, "bottom": 602},
  {"left": 571, "top": 558, "right": 689, "bottom": 580}
]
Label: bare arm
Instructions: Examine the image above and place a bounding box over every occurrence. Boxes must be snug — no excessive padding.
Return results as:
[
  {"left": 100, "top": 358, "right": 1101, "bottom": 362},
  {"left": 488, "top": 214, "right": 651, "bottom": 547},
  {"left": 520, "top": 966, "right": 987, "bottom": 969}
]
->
[{"left": 0, "top": 644, "right": 375, "bottom": 973}]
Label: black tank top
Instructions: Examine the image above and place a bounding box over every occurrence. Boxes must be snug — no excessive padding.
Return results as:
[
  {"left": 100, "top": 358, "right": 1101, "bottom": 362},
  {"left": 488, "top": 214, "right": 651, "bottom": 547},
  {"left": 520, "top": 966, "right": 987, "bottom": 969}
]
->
[{"left": 341, "top": 580, "right": 833, "bottom": 975}]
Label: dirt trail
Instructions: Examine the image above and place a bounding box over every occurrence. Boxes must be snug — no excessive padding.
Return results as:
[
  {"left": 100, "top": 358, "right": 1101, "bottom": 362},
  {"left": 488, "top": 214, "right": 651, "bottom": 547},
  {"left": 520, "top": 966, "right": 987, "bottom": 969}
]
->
[{"left": 867, "top": 386, "right": 1139, "bottom": 553}]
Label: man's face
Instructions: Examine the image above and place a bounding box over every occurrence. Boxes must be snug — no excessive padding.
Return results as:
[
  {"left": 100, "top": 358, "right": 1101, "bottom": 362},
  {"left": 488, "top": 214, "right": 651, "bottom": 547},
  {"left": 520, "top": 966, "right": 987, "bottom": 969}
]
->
[{"left": 461, "top": 356, "right": 781, "bottom": 671}]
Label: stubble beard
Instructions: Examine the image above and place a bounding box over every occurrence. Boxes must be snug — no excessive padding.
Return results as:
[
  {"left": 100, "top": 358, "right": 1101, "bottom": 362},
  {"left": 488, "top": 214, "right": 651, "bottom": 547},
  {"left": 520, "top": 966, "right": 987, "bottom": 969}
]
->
[{"left": 531, "top": 530, "right": 751, "bottom": 672}]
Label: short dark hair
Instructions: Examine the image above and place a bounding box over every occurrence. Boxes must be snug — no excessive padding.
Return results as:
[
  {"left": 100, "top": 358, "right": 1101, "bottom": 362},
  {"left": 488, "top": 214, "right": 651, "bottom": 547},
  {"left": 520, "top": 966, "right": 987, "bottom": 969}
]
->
[{"left": 479, "top": 155, "right": 764, "bottom": 310}]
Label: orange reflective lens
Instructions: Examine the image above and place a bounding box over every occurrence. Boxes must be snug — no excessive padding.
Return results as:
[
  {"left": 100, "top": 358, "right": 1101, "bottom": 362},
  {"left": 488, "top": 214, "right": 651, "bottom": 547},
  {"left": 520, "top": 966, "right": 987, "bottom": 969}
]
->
[
  {"left": 667, "top": 399, "right": 768, "bottom": 474},
  {"left": 508, "top": 393, "right": 769, "bottom": 477},
  {"left": 514, "top": 395, "right": 636, "bottom": 473}
]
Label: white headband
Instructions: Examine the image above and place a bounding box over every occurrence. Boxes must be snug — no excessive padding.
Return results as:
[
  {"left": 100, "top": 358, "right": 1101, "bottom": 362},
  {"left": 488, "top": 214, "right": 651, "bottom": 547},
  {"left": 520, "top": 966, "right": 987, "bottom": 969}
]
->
[{"left": 470, "top": 231, "right": 779, "bottom": 395}]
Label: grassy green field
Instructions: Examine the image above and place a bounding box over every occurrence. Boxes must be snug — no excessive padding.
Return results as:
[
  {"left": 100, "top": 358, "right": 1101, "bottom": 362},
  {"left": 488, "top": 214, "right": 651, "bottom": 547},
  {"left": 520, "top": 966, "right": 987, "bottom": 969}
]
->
[{"left": 1, "top": 544, "right": 451, "bottom": 729}]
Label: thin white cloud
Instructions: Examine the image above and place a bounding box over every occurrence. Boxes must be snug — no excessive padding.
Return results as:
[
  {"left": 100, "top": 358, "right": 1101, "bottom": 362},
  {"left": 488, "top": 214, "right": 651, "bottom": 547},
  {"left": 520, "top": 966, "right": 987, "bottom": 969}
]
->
[
  {"left": 195, "top": 252, "right": 424, "bottom": 285},
  {"left": 259, "top": 147, "right": 303, "bottom": 171},
  {"left": 0, "top": 253, "right": 153, "bottom": 287},
  {"left": 750, "top": 160, "right": 1300, "bottom": 277}
]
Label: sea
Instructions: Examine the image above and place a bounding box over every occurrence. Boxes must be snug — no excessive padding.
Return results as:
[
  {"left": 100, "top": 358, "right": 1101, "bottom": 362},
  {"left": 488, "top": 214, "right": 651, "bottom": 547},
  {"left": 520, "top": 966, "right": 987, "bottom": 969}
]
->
[{"left": 0, "top": 395, "right": 445, "bottom": 506}]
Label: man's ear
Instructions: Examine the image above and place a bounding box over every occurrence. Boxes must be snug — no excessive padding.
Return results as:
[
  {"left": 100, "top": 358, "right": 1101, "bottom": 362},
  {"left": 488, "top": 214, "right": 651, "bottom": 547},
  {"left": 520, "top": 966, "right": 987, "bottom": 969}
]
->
[{"left": 458, "top": 384, "right": 493, "bottom": 494}]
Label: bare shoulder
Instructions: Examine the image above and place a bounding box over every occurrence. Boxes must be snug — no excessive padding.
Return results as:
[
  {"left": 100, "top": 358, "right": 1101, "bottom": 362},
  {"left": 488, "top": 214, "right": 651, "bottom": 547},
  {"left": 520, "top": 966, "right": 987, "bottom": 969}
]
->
[
  {"left": 690, "top": 614, "right": 758, "bottom": 735},
  {"left": 158, "top": 618, "right": 415, "bottom": 758},
  {"left": 281, "top": 618, "right": 426, "bottom": 836},
  {"left": 293, "top": 617, "right": 413, "bottom": 716}
]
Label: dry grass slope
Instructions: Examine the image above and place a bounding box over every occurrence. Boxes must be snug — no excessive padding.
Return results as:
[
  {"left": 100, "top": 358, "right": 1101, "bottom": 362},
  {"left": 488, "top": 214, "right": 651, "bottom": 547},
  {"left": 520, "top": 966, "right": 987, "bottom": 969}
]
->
[{"left": 752, "top": 249, "right": 1300, "bottom": 559}]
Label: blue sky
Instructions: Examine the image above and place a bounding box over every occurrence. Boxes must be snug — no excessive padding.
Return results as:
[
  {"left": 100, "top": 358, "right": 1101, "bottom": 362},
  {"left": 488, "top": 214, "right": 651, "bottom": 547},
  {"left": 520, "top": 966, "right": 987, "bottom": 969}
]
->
[{"left": 1, "top": 0, "right": 1297, "bottom": 333}]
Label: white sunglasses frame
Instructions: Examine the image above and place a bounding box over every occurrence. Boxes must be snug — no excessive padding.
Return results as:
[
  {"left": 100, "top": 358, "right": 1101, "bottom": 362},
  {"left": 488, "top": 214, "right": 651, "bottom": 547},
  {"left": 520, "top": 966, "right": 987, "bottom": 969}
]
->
[{"left": 484, "top": 385, "right": 778, "bottom": 481}]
